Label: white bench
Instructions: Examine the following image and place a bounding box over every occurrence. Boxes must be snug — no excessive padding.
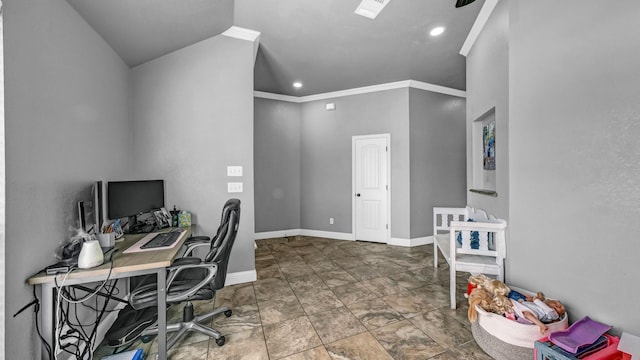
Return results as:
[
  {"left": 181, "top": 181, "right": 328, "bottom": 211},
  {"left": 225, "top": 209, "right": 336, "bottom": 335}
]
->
[{"left": 433, "top": 206, "right": 507, "bottom": 308}]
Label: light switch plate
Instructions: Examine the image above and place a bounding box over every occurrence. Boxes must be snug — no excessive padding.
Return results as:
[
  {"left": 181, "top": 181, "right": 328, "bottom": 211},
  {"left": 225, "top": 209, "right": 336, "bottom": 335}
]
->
[
  {"left": 227, "top": 166, "right": 243, "bottom": 177},
  {"left": 227, "top": 182, "right": 243, "bottom": 193}
]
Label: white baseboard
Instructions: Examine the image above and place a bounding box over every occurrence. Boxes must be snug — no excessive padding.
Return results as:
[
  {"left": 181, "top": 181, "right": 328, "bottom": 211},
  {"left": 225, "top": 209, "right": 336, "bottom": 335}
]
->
[
  {"left": 254, "top": 229, "right": 302, "bottom": 240},
  {"left": 388, "top": 236, "right": 434, "bottom": 247},
  {"left": 255, "top": 229, "right": 433, "bottom": 246},
  {"left": 225, "top": 270, "right": 257, "bottom": 286},
  {"left": 300, "top": 229, "right": 355, "bottom": 241}
]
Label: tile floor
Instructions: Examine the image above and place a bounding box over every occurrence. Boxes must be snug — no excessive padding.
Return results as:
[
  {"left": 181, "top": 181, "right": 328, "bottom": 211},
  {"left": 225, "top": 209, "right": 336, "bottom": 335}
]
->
[{"left": 96, "top": 236, "right": 493, "bottom": 359}]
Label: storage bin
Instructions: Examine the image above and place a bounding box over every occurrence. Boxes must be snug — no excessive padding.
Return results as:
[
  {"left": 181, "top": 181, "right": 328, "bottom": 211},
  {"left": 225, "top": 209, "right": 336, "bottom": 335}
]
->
[{"left": 534, "top": 334, "right": 627, "bottom": 360}]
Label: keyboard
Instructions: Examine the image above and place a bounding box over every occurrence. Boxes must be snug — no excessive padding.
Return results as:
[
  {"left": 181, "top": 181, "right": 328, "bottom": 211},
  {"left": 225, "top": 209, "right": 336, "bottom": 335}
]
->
[{"left": 140, "top": 230, "right": 183, "bottom": 249}]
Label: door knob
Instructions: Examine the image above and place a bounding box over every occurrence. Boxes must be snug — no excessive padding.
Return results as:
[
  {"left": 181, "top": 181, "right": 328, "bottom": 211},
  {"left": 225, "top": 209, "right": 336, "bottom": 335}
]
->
[{"left": 356, "top": 193, "right": 361, "bottom": 197}]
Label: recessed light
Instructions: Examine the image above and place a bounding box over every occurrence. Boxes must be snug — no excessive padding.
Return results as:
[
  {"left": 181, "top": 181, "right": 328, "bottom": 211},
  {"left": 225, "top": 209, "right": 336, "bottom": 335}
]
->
[
  {"left": 430, "top": 26, "right": 445, "bottom": 36},
  {"left": 293, "top": 82, "right": 303, "bottom": 88}
]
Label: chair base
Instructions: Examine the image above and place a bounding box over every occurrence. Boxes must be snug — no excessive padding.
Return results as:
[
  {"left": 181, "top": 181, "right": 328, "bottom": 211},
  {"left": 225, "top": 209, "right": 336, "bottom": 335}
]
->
[{"left": 142, "top": 301, "right": 232, "bottom": 349}]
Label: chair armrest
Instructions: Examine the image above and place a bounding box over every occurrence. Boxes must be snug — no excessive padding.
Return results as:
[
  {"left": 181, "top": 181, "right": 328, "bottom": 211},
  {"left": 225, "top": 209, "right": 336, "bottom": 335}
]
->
[
  {"left": 129, "top": 260, "right": 218, "bottom": 309},
  {"left": 165, "top": 263, "right": 218, "bottom": 303},
  {"left": 183, "top": 236, "right": 211, "bottom": 257}
]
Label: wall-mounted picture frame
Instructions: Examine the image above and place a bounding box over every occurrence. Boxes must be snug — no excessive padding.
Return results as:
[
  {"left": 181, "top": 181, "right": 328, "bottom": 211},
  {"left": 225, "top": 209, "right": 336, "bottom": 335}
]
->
[{"left": 483, "top": 120, "right": 495, "bottom": 170}]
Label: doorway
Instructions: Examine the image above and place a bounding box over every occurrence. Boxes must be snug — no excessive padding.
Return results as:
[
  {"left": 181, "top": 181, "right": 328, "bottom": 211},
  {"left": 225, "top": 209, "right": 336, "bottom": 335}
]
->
[{"left": 352, "top": 134, "right": 390, "bottom": 243}]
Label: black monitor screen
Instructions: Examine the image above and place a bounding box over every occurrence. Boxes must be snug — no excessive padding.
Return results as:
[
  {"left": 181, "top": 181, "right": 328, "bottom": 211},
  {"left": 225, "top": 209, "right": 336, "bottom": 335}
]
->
[{"left": 107, "top": 180, "right": 165, "bottom": 219}]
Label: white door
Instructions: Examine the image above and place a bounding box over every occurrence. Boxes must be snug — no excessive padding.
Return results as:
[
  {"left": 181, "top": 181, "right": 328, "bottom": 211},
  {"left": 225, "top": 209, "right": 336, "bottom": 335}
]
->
[{"left": 353, "top": 135, "right": 389, "bottom": 243}]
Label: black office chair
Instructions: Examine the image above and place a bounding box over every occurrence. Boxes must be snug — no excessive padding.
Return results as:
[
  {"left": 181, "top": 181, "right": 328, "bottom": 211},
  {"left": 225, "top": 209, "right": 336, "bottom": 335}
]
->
[{"left": 128, "top": 198, "right": 241, "bottom": 349}]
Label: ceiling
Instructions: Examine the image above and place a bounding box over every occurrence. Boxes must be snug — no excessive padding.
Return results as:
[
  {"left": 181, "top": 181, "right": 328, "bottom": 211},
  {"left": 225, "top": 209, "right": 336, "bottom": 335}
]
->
[{"left": 67, "top": 0, "right": 485, "bottom": 97}]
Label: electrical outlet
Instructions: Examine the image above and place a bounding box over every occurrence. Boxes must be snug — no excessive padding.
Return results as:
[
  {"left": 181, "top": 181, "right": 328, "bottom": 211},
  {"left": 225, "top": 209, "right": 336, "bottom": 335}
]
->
[
  {"left": 329, "top": 217, "right": 334, "bottom": 225},
  {"left": 227, "top": 166, "right": 243, "bottom": 177},
  {"left": 227, "top": 182, "right": 243, "bottom": 193}
]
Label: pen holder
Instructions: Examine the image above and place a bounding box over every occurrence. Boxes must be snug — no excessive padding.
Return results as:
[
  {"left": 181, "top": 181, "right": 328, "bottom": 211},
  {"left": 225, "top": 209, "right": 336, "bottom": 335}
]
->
[{"left": 97, "top": 233, "right": 116, "bottom": 248}]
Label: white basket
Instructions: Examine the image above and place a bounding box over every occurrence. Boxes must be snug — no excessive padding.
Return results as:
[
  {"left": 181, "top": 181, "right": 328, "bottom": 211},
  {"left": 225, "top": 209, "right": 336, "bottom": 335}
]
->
[{"left": 474, "top": 287, "right": 569, "bottom": 348}]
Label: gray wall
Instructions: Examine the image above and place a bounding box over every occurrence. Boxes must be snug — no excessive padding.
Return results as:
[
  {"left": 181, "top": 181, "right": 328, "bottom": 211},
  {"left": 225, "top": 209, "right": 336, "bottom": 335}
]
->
[
  {"left": 4, "top": 0, "right": 132, "bottom": 358},
  {"left": 254, "top": 98, "right": 301, "bottom": 232},
  {"left": 409, "top": 88, "right": 467, "bottom": 238},
  {"left": 300, "top": 89, "right": 411, "bottom": 238},
  {"left": 131, "top": 34, "right": 256, "bottom": 274},
  {"left": 465, "top": 0, "right": 510, "bottom": 220},
  {"left": 507, "top": 1, "right": 640, "bottom": 334}
]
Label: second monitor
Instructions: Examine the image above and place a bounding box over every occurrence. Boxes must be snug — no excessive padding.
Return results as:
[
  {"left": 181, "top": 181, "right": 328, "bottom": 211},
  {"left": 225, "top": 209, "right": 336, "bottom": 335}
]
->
[{"left": 107, "top": 179, "right": 165, "bottom": 234}]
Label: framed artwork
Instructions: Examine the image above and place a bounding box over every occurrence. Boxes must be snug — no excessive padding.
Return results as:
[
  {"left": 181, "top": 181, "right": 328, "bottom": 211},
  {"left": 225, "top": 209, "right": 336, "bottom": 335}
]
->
[{"left": 483, "top": 120, "right": 495, "bottom": 170}]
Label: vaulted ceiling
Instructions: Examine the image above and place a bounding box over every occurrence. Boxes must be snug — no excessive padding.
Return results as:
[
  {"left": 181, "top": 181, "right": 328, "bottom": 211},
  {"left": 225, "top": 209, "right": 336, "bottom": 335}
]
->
[{"left": 67, "top": 0, "right": 484, "bottom": 96}]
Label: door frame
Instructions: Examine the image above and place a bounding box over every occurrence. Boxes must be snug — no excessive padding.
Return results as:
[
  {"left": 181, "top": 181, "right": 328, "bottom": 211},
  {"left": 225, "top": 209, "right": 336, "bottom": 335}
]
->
[{"left": 351, "top": 133, "right": 391, "bottom": 243}]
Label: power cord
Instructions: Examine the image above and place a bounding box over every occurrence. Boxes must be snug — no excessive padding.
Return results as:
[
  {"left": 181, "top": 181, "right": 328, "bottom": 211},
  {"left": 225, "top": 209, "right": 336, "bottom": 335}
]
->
[
  {"left": 54, "top": 249, "right": 119, "bottom": 360},
  {"left": 13, "top": 286, "right": 53, "bottom": 360}
]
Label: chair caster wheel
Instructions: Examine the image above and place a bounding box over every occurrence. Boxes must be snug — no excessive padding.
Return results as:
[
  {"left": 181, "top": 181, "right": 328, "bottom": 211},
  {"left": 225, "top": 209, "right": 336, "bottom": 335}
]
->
[
  {"left": 141, "top": 335, "right": 153, "bottom": 343},
  {"left": 224, "top": 310, "right": 232, "bottom": 317},
  {"left": 216, "top": 336, "right": 226, "bottom": 346}
]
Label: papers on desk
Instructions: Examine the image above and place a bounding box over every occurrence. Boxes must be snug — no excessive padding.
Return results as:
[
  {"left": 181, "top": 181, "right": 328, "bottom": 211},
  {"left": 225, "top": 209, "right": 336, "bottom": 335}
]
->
[
  {"left": 101, "top": 348, "right": 143, "bottom": 360},
  {"left": 123, "top": 230, "right": 187, "bottom": 254}
]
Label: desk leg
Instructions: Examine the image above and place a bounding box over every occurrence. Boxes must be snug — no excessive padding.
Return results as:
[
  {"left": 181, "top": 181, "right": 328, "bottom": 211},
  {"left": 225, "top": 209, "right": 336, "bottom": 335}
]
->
[
  {"left": 157, "top": 268, "right": 167, "bottom": 360},
  {"left": 40, "top": 283, "right": 54, "bottom": 360}
]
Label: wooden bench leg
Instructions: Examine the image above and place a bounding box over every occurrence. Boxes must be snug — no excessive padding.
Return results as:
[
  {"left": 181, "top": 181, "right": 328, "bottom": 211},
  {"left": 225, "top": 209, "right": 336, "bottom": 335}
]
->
[
  {"left": 434, "top": 242, "right": 438, "bottom": 268},
  {"left": 450, "top": 267, "right": 457, "bottom": 309}
]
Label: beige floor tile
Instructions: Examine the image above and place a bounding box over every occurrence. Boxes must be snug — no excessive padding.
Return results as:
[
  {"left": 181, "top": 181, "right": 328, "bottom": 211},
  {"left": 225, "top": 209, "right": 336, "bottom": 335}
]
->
[
  {"left": 258, "top": 296, "right": 306, "bottom": 325},
  {"left": 207, "top": 327, "right": 270, "bottom": 360},
  {"left": 409, "top": 309, "right": 473, "bottom": 349},
  {"left": 278, "top": 346, "right": 332, "bottom": 360},
  {"left": 325, "top": 332, "right": 393, "bottom": 360},
  {"left": 346, "top": 298, "right": 405, "bottom": 330},
  {"left": 316, "top": 269, "right": 357, "bottom": 288},
  {"left": 296, "top": 289, "right": 344, "bottom": 315},
  {"left": 307, "top": 306, "right": 367, "bottom": 344},
  {"left": 263, "top": 316, "right": 322, "bottom": 359},
  {"left": 330, "top": 282, "right": 378, "bottom": 306},
  {"left": 211, "top": 303, "right": 262, "bottom": 336},
  {"left": 371, "top": 319, "right": 446, "bottom": 360}
]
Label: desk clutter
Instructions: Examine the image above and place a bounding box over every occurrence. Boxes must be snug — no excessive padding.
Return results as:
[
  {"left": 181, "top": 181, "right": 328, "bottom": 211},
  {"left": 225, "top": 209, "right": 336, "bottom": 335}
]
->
[{"left": 465, "top": 275, "right": 634, "bottom": 360}]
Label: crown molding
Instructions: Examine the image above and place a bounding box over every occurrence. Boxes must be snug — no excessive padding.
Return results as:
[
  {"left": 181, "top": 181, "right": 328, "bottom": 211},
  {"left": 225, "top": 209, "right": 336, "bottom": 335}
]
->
[
  {"left": 254, "top": 91, "right": 303, "bottom": 103},
  {"left": 254, "top": 80, "right": 465, "bottom": 103},
  {"left": 222, "top": 26, "right": 261, "bottom": 63},
  {"left": 460, "top": 0, "right": 499, "bottom": 57},
  {"left": 222, "top": 26, "right": 260, "bottom": 42}
]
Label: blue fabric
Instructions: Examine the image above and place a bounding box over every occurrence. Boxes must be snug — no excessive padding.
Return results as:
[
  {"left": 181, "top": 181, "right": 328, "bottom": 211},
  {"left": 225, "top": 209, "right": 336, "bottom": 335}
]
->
[
  {"left": 508, "top": 290, "right": 527, "bottom": 302},
  {"left": 456, "top": 219, "right": 480, "bottom": 249}
]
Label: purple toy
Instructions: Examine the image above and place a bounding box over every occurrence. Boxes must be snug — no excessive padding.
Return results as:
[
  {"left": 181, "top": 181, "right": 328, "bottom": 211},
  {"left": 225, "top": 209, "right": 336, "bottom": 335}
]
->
[{"left": 548, "top": 316, "right": 612, "bottom": 353}]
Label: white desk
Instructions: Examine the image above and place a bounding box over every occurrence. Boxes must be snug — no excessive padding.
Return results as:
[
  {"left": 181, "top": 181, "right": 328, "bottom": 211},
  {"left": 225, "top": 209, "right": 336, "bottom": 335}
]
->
[{"left": 28, "top": 227, "right": 192, "bottom": 360}]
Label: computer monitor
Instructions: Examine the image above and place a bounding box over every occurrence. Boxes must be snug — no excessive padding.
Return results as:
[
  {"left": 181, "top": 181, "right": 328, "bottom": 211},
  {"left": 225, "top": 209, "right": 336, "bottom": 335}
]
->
[
  {"left": 107, "top": 180, "right": 165, "bottom": 221},
  {"left": 77, "top": 181, "right": 104, "bottom": 235}
]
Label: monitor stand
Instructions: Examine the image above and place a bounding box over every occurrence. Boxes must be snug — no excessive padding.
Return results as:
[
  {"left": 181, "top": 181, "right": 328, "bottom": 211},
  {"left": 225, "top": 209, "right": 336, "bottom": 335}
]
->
[{"left": 126, "top": 215, "right": 156, "bottom": 234}]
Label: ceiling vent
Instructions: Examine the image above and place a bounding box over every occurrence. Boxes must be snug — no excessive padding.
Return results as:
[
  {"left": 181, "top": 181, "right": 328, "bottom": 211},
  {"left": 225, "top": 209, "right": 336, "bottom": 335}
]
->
[{"left": 354, "top": 0, "right": 390, "bottom": 19}]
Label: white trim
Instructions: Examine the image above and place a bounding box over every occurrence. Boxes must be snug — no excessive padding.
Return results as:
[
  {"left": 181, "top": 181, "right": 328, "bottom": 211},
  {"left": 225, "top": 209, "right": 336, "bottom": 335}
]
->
[
  {"left": 300, "top": 229, "right": 355, "bottom": 241},
  {"left": 387, "top": 236, "right": 435, "bottom": 247},
  {"left": 352, "top": 134, "right": 391, "bottom": 245},
  {"left": 410, "top": 236, "right": 433, "bottom": 247},
  {"left": 254, "top": 91, "right": 303, "bottom": 103},
  {"left": 225, "top": 270, "right": 257, "bottom": 285},
  {"left": 222, "top": 26, "right": 261, "bottom": 62},
  {"left": 459, "top": 0, "right": 499, "bottom": 57},
  {"left": 409, "top": 80, "right": 466, "bottom": 98},
  {"left": 222, "top": 26, "right": 261, "bottom": 42},
  {"left": 254, "top": 229, "right": 302, "bottom": 240},
  {"left": 253, "top": 79, "right": 466, "bottom": 103},
  {"left": 302, "top": 80, "right": 410, "bottom": 102}
]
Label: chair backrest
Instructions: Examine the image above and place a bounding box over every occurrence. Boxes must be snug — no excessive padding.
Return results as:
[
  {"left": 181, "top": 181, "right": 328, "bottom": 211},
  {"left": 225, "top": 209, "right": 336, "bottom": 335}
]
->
[{"left": 205, "top": 198, "right": 241, "bottom": 290}]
